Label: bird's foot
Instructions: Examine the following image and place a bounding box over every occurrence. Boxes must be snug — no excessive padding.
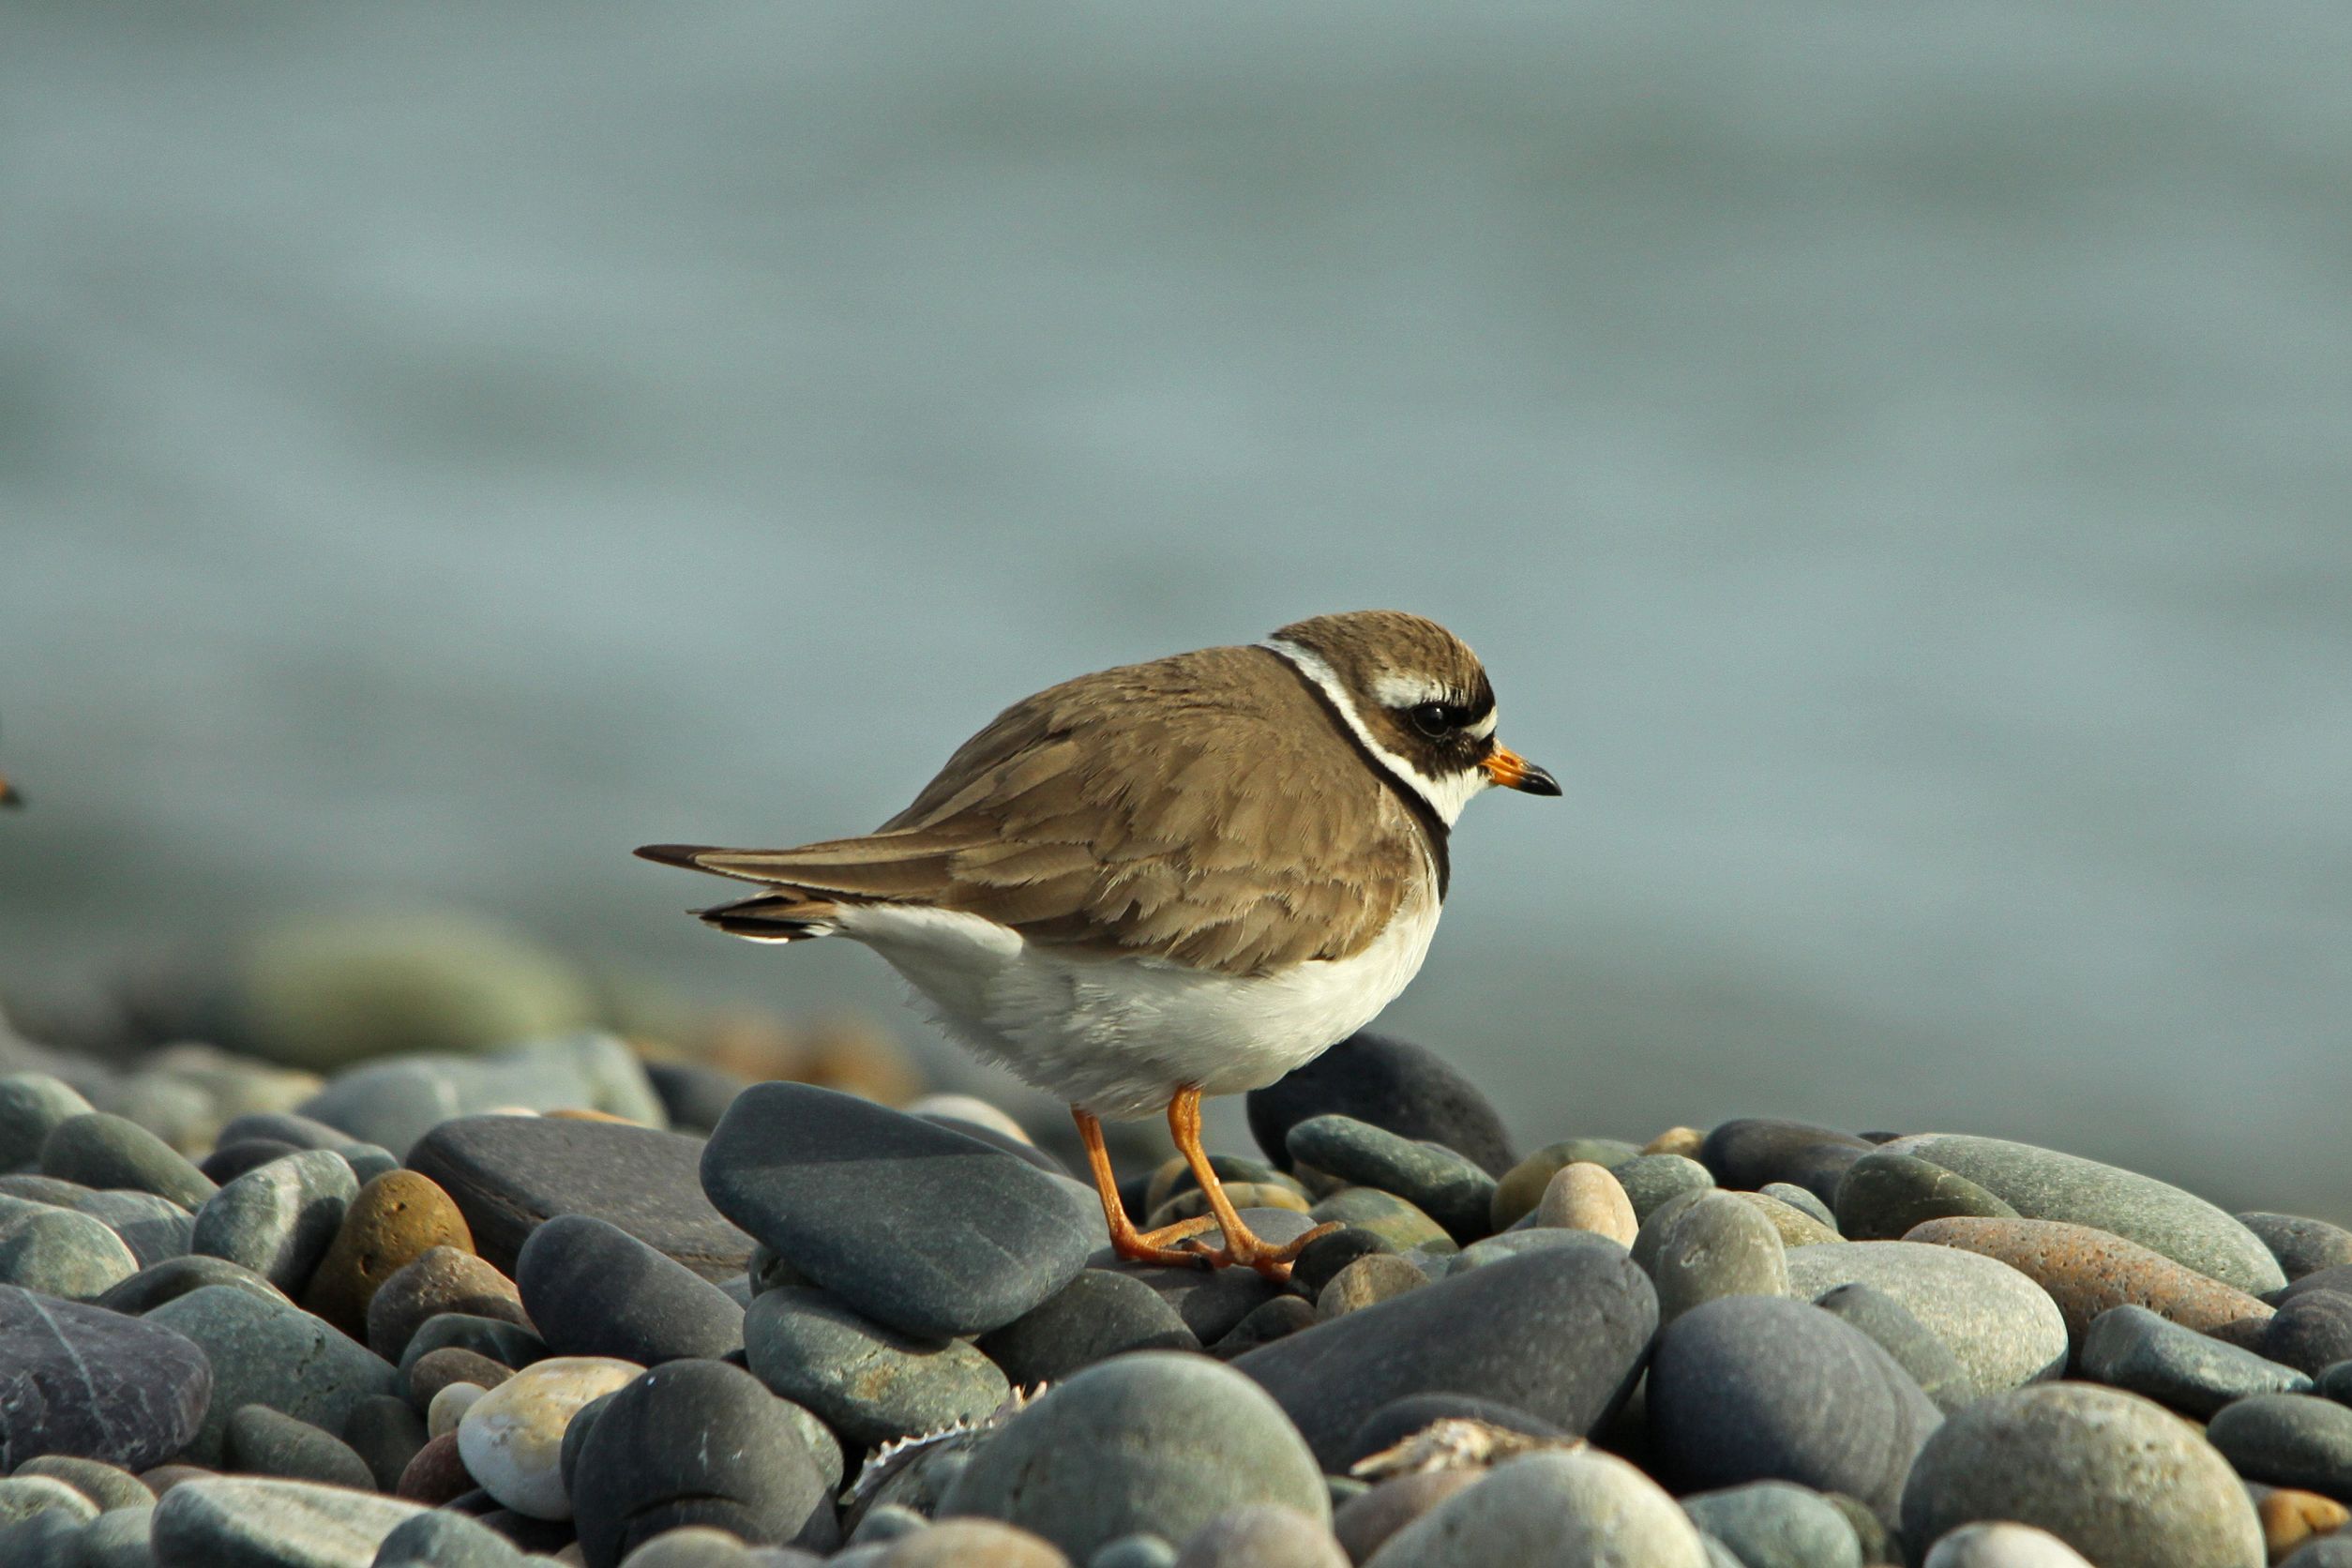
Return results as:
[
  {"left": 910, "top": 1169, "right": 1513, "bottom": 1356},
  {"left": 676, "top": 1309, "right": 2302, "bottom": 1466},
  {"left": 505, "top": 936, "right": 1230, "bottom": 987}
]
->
[
  {"left": 1106, "top": 1213, "right": 1224, "bottom": 1269},
  {"left": 1178, "top": 1219, "right": 1344, "bottom": 1282}
]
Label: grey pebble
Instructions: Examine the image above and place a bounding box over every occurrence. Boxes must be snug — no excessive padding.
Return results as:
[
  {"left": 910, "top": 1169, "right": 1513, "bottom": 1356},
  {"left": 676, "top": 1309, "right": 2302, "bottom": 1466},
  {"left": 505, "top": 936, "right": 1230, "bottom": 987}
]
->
[
  {"left": 98, "top": 1253, "right": 291, "bottom": 1315},
  {"left": 1757, "top": 1184, "right": 1836, "bottom": 1229},
  {"left": 745, "top": 1285, "right": 1009, "bottom": 1450},
  {"left": 1092, "top": 1536, "right": 1180, "bottom": 1568},
  {"left": 2241, "top": 1214, "right": 2352, "bottom": 1283},
  {"left": 189, "top": 1147, "right": 357, "bottom": 1293},
  {"left": 1784, "top": 1241, "right": 2069, "bottom": 1398},
  {"left": 2206, "top": 1393, "right": 2352, "bottom": 1501},
  {"left": 0, "top": 1202, "right": 139, "bottom": 1299},
  {"left": 2079, "top": 1303, "right": 2312, "bottom": 1417},
  {"left": 1284, "top": 1116, "right": 1494, "bottom": 1244},
  {"left": 370, "top": 1507, "right": 531, "bottom": 1566},
  {"left": 1171, "top": 1503, "right": 1347, "bottom": 1567},
  {"left": 1652, "top": 1192, "right": 1788, "bottom": 1320},
  {"left": 10, "top": 1456, "right": 153, "bottom": 1515},
  {"left": 2268, "top": 1291, "right": 2352, "bottom": 1377},
  {"left": 1833, "top": 1151, "right": 2018, "bottom": 1241},
  {"left": 71, "top": 1189, "right": 195, "bottom": 1269},
  {"left": 0, "top": 1075, "right": 96, "bottom": 1170},
  {"left": 1813, "top": 1282, "right": 1975, "bottom": 1415},
  {"left": 149, "top": 1475, "right": 428, "bottom": 1566},
  {"left": 1681, "top": 1481, "right": 1862, "bottom": 1568},
  {"left": 1922, "top": 1522, "right": 2097, "bottom": 1565},
  {"left": 147, "top": 1284, "right": 399, "bottom": 1466},
  {"left": 39, "top": 1114, "right": 216, "bottom": 1211},
  {"left": 1360, "top": 1448, "right": 1707, "bottom": 1567},
  {"left": 1611, "top": 1153, "right": 1716, "bottom": 1224},
  {"left": 980, "top": 1269, "right": 1200, "bottom": 1386}
]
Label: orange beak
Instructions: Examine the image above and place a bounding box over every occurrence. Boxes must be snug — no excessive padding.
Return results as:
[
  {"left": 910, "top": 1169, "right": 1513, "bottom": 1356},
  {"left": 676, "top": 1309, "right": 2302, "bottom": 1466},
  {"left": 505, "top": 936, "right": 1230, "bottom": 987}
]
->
[{"left": 1482, "top": 745, "right": 1560, "bottom": 796}]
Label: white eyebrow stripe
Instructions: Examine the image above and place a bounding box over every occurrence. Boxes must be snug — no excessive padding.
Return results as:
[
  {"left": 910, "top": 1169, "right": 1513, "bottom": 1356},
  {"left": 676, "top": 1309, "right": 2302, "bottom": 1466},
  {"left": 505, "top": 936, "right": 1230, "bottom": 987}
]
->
[
  {"left": 1370, "top": 671, "right": 1452, "bottom": 710},
  {"left": 1466, "top": 710, "right": 1498, "bottom": 741},
  {"left": 1261, "top": 639, "right": 1489, "bottom": 828}
]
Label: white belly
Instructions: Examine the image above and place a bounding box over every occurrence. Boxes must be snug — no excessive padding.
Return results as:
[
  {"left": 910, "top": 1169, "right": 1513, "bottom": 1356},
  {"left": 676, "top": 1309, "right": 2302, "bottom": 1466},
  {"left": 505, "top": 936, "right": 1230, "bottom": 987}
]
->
[{"left": 834, "top": 897, "right": 1441, "bottom": 1119}]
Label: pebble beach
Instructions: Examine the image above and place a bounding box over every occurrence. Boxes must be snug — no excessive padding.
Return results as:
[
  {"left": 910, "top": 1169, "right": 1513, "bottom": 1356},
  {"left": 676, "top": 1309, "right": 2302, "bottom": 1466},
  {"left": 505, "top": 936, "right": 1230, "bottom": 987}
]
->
[{"left": 3, "top": 974, "right": 2350, "bottom": 1568}]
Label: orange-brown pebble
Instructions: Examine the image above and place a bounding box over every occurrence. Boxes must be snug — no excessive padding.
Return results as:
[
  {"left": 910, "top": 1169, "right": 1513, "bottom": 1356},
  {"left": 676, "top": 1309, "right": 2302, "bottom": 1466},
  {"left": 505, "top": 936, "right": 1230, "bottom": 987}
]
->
[
  {"left": 1905, "top": 1216, "right": 2276, "bottom": 1344},
  {"left": 1535, "top": 1163, "right": 1638, "bottom": 1245},
  {"left": 2261, "top": 1486, "right": 2349, "bottom": 1561},
  {"left": 1334, "top": 1470, "right": 1484, "bottom": 1562},
  {"left": 300, "top": 1169, "right": 475, "bottom": 1338},
  {"left": 395, "top": 1430, "right": 474, "bottom": 1504},
  {"left": 1643, "top": 1126, "right": 1706, "bottom": 1160}
]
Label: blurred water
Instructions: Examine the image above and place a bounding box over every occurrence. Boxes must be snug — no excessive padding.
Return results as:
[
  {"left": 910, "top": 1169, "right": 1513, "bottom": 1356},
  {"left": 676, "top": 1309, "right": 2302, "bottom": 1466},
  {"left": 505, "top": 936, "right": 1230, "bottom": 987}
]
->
[{"left": 3, "top": 3, "right": 2349, "bottom": 1211}]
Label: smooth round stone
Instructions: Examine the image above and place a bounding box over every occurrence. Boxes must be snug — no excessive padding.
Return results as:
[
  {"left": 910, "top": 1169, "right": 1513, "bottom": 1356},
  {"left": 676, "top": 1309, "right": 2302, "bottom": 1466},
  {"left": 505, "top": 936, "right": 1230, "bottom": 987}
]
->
[
  {"left": 942, "top": 1352, "right": 1327, "bottom": 1560},
  {"left": 342, "top": 1395, "right": 429, "bottom": 1492},
  {"left": 223, "top": 1404, "right": 376, "bottom": 1490},
  {"left": 2269, "top": 1292, "right": 2352, "bottom": 1376},
  {"left": 1093, "top": 1537, "right": 1181, "bottom": 1568},
  {"left": 72, "top": 1188, "right": 197, "bottom": 1269},
  {"left": 1304, "top": 1189, "right": 1447, "bottom": 1254},
  {"left": 2081, "top": 1303, "right": 2313, "bottom": 1416},
  {"left": 1332, "top": 1474, "right": 1478, "bottom": 1565},
  {"left": 429, "top": 1380, "right": 488, "bottom": 1437},
  {"left": 1734, "top": 1192, "right": 1840, "bottom": 1248},
  {"left": 977, "top": 1270, "right": 1200, "bottom": 1386},
  {"left": 1814, "top": 1283, "right": 1975, "bottom": 1414},
  {"left": 1171, "top": 1504, "right": 1344, "bottom": 1567},
  {"left": 1681, "top": 1482, "right": 1862, "bottom": 1568},
  {"left": 1783, "top": 1241, "right": 2070, "bottom": 1397},
  {"left": 98, "top": 1253, "right": 290, "bottom": 1315},
  {"left": 0, "top": 1174, "right": 98, "bottom": 1207},
  {"left": 1145, "top": 1155, "right": 1297, "bottom": 1217},
  {"left": 0, "top": 1075, "right": 97, "bottom": 1169},
  {"left": 393, "top": 1431, "right": 471, "bottom": 1504},
  {"left": 1245, "top": 1032, "right": 1515, "bottom": 1181},
  {"left": 2261, "top": 1490, "right": 2352, "bottom": 1563},
  {"left": 1107, "top": 1265, "right": 1284, "bottom": 1348},
  {"left": 1650, "top": 1295, "right": 1940, "bottom": 1524},
  {"left": 1314, "top": 1254, "right": 1428, "bottom": 1319},
  {"left": 2209, "top": 1394, "right": 2352, "bottom": 1500},
  {"left": 150, "top": 1475, "right": 430, "bottom": 1566},
  {"left": 372, "top": 1508, "right": 534, "bottom": 1566},
  {"left": 1631, "top": 1188, "right": 1711, "bottom": 1277},
  {"left": 1878, "top": 1133, "right": 2284, "bottom": 1294},
  {"left": 518, "top": 1214, "right": 745, "bottom": 1364},
  {"left": 1283, "top": 1117, "right": 1493, "bottom": 1244},
  {"left": 1652, "top": 1192, "right": 1789, "bottom": 1319},
  {"left": 1437, "top": 1226, "right": 1613, "bottom": 1277},
  {"left": 1232, "top": 1243, "right": 1657, "bottom": 1470},
  {"left": 2243, "top": 1214, "right": 2352, "bottom": 1284},
  {"left": 1835, "top": 1152, "right": 2018, "bottom": 1241},
  {"left": 0, "top": 1284, "right": 211, "bottom": 1470},
  {"left": 878, "top": 1518, "right": 1071, "bottom": 1565},
  {"left": 300, "top": 1170, "right": 475, "bottom": 1337},
  {"left": 1922, "top": 1522, "right": 2097, "bottom": 1566},
  {"left": 1286, "top": 1229, "right": 1399, "bottom": 1300},
  {"left": 746, "top": 1286, "right": 1008, "bottom": 1450},
  {"left": 703, "top": 1084, "right": 1094, "bottom": 1340},
  {"left": 0, "top": 1474, "right": 98, "bottom": 1527},
  {"left": 1610, "top": 1153, "right": 1716, "bottom": 1225},
  {"left": 1900, "top": 1382, "right": 2263, "bottom": 1568},
  {"left": 408, "top": 1113, "right": 751, "bottom": 1281},
  {"left": 1533, "top": 1163, "right": 1637, "bottom": 1244},
  {"left": 398, "top": 1313, "right": 549, "bottom": 1386},
  {"left": 1213, "top": 1296, "right": 1319, "bottom": 1357},
  {"left": 204, "top": 1140, "right": 308, "bottom": 1185},
  {"left": 2281, "top": 1267, "right": 2352, "bottom": 1305},
  {"left": 571, "top": 1358, "right": 837, "bottom": 1567},
  {"left": 1362, "top": 1448, "right": 1707, "bottom": 1567},
  {"left": 366, "top": 1246, "right": 527, "bottom": 1361},
  {"left": 1699, "top": 1121, "right": 1874, "bottom": 1210},
  {"left": 1146, "top": 1185, "right": 1309, "bottom": 1232},
  {"left": 0, "top": 1203, "right": 140, "bottom": 1299},
  {"left": 83, "top": 1509, "right": 172, "bottom": 1568},
  {"left": 644, "top": 1063, "right": 753, "bottom": 1136},
  {"left": 190, "top": 1148, "right": 358, "bottom": 1294},
  {"left": 1757, "top": 1184, "right": 1837, "bottom": 1229},
  {"left": 1489, "top": 1140, "right": 1643, "bottom": 1231},
  {"left": 13, "top": 1455, "right": 153, "bottom": 1514},
  {"left": 613, "top": 1527, "right": 773, "bottom": 1566},
  {"left": 1905, "top": 1217, "right": 2273, "bottom": 1346},
  {"left": 39, "top": 1114, "right": 216, "bottom": 1211},
  {"left": 147, "top": 1285, "right": 400, "bottom": 1466},
  {"left": 457, "top": 1355, "right": 641, "bottom": 1520},
  {"left": 411, "top": 1347, "right": 514, "bottom": 1407}
]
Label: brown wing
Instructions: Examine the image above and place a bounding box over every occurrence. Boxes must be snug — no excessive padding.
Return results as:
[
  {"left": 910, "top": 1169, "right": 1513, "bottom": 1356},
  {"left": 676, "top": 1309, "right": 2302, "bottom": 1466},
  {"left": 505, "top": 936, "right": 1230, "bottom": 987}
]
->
[{"left": 639, "top": 645, "right": 1431, "bottom": 976}]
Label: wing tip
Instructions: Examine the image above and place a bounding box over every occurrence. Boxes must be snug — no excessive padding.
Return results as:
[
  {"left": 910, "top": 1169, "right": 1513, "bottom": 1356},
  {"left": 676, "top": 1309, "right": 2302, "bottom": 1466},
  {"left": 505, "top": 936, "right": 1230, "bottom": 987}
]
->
[{"left": 635, "top": 842, "right": 714, "bottom": 869}]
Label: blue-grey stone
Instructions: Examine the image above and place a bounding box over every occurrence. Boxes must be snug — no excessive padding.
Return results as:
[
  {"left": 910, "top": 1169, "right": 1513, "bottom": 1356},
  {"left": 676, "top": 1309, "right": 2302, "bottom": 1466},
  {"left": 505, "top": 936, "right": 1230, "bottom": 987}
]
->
[
  {"left": 98, "top": 1254, "right": 289, "bottom": 1315},
  {"left": 1649, "top": 1294, "right": 1941, "bottom": 1525},
  {"left": 1699, "top": 1121, "right": 1874, "bottom": 1211},
  {"left": 1611, "top": 1154, "right": 1716, "bottom": 1224},
  {"left": 396, "top": 1312, "right": 549, "bottom": 1385},
  {"left": 517, "top": 1214, "right": 744, "bottom": 1364},
  {"left": 295, "top": 1032, "right": 663, "bottom": 1158},
  {"left": 1652, "top": 1192, "right": 1788, "bottom": 1319},
  {"left": 1441, "top": 1226, "right": 1619, "bottom": 1275},
  {"left": 0, "top": 1203, "right": 139, "bottom": 1299},
  {"left": 977, "top": 1268, "right": 1199, "bottom": 1386},
  {"left": 2241, "top": 1214, "right": 2352, "bottom": 1284},
  {"left": 1246, "top": 1032, "right": 1515, "bottom": 1180},
  {"left": 2268, "top": 1291, "right": 2352, "bottom": 1377},
  {"left": 1813, "top": 1283, "right": 1974, "bottom": 1414},
  {"left": 1304, "top": 1188, "right": 1448, "bottom": 1254},
  {"left": 745, "top": 1285, "right": 1008, "bottom": 1450},
  {"left": 150, "top": 1476, "right": 430, "bottom": 1567},
  {"left": 1758, "top": 1184, "right": 1837, "bottom": 1229},
  {"left": 2080, "top": 1304, "right": 2312, "bottom": 1417},
  {"left": 1877, "top": 1134, "right": 2284, "bottom": 1295},
  {"left": 1232, "top": 1242, "right": 1657, "bottom": 1470},
  {"left": 1682, "top": 1482, "right": 1862, "bottom": 1568},
  {"left": 1284, "top": 1115, "right": 1495, "bottom": 1244},
  {"left": 147, "top": 1285, "right": 398, "bottom": 1465},
  {"left": 702, "top": 1083, "right": 1094, "bottom": 1340},
  {"left": 0, "top": 1285, "right": 210, "bottom": 1470},
  {"left": 224, "top": 1404, "right": 377, "bottom": 1490},
  {"left": 1833, "top": 1151, "right": 2018, "bottom": 1241},
  {"left": 942, "top": 1351, "right": 1326, "bottom": 1561},
  {"left": 1901, "top": 1383, "right": 2263, "bottom": 1568},
  {"left": 1355, "top": 1448, "right": 1707, "bottom": 1568},
  {"left": 1784, "top": 1241, "right": 2068, "bottom": 1398},
  {"left": 71, "top": 1189, "right": 195, "bottom": 1269},
  {"left": 39, "top": 1115, "right": 214, "bottom": 1211},
  {"left": 371, "top": 1508, "right": 531, "bottom": 1566},
  {"left": 0, "top": 1076, "right": 96, "bottom": 1170},
  {"left": 190, "top": 1149, "right": 357, "bottom": 1293},
  {"left": 2207, "top": 1394, "right": 2352, "bottom": 1501}
]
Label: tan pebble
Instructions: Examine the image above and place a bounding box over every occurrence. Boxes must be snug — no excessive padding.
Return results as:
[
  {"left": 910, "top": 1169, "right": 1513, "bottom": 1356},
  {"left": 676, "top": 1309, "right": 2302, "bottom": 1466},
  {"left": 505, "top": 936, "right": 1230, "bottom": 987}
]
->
[
  {"left": 545, "top": 1108, "right": 639, "bottom": 1124},
  {"left": 1643, "top": 1126, "right": 1706, "bottom": 1159},
  {"left": 878, "top": 1516, "right": 1072, "bottom": 1566},
  {"left": 1534, "top": 1164, "right": 1637, "bottom": 1244},
  {"left": 428, "top": 1380, "right": 488, "bottom": 1440},
  {"left": 1906, "top": 1217, "right": 2275, "bottom": 1345},
  {"left": 1334, "top": 1471, "right": 1483, "bottom": 1563},
  {"left": 457, "top": 1354, "right": 642, "bottom": 1520},
  {"left": 1317, "top": 1254, "right": 1429, "bottom": 1319},
  {"left": 2261, "top": 1486, "right": 2349, "bottom": 1560},
  {"left": 1734, "top": 1190, "right": 1842, "bottom": 1246},
  {"left": 300, "top": 1169, "right": 475, "bottom": 1337}
]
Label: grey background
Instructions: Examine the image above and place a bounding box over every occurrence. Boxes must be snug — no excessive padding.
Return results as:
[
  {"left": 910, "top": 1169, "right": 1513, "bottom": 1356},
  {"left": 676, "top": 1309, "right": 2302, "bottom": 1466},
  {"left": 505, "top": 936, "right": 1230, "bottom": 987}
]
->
[{"left": 4, "top": 4, "right": 2347, "bottom": 1212}]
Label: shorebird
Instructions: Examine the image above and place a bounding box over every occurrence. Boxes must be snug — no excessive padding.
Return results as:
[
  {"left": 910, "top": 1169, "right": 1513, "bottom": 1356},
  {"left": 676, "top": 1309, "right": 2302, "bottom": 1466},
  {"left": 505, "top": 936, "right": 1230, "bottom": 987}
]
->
[{"left": 640, "top": 611, "right": 1556, "bottom": 1277}]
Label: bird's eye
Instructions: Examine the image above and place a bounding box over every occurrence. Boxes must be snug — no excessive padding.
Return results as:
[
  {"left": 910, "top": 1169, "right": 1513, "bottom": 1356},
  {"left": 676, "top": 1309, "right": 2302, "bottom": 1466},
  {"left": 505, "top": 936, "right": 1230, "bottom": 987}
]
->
[{"left": 1408, "top": 702, "right": 1454, "bottom": 739}]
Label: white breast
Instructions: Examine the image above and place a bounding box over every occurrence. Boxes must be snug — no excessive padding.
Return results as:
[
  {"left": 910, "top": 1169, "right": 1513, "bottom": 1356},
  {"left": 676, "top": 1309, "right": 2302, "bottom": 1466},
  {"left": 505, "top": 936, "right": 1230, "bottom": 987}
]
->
[{"left": 835, "top": 895, "right": 1442, "bottom": 1120}]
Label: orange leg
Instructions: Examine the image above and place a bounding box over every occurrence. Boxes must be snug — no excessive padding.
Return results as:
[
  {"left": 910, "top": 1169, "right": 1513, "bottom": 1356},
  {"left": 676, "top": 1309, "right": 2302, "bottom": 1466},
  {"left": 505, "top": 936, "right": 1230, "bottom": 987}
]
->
[
  {"left": 1072, "top": 1106, "right": 1224, "bottom": 1267},
  {"left": 1165, "top": 1085, "right": 1340, "bottom": 1281}
]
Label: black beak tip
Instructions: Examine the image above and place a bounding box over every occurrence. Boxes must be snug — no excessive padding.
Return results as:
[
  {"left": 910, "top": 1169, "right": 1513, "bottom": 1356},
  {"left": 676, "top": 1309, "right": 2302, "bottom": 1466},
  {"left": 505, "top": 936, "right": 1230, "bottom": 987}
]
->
[{"left": 1516, "top": 764, "right": 1562, "bottom": 797}]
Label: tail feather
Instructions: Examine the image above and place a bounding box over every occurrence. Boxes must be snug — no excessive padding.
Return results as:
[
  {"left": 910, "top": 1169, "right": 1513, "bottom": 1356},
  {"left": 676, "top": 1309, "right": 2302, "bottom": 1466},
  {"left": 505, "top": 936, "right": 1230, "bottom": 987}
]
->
[{"left": 695, "top": 888, "right": 841, "bottom": 943}]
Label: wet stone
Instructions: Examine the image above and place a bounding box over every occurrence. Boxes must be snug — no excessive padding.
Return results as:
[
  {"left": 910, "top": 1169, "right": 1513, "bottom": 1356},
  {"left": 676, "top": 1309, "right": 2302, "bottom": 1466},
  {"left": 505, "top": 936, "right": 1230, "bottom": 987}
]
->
[
  {"left": 977, "top": 1269, "right": 1201, "bottom": 1386},
  {"left": 1900, "top": 1382, "right": 2264, "bottom": 1568},
  {"left": 1681, "top": 1481, "right": 1862, "bottom": 1568},
  {"left": 1245, "top": 1031, "right": 1515, "bottom": 1180},
  {"left": 39, "top": 1114, "right": 216, "bottom": 1211},
  {"left": 189, "top": 1147, "right": 357, "bottom": 1294},
  {"left": 2080, "top": 1303, "right": 2313, "bottom": 1417},
  {"left": 147, "top": 1284, "right": 400, "bottom": 1466},
  {"left": 1284, "top": 1116, "right": 1494, "bottom": 1244},
  {"left": 745, "top": 1285, "right": 1009, "bottom": 1451},
  {"left": 1835, "top": 1151, "right": 2019, "bottom": 1241},
  {"left": 2207, "top": 1395, "right": 2352, "bottom": 1502},
  {"left": 0, "top": 1284, "right": 212, "bottom": 1470},
  {"left": 409, "top": 1112, "right": 752, "bottom": 1282},
  {"left": 518, "top": 1214, "right": 744, "bottom": 1364},
  {"left": 702, "top": 1084, "right": 1094, "bottom": 1340},
  {"left": 1879, "top": 1133, "right": 2284, "bottom": 1295}
]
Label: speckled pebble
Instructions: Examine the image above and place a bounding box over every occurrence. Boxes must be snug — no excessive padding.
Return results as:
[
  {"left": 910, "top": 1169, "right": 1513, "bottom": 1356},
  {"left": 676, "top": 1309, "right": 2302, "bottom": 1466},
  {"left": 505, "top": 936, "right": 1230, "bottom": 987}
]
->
[
  {"left": 1784, "top": 1241, "right": 2072, "bottom": 1397},
  {"left": 1905, "top": 1216, "right": 2273, "bottom": 1346},
  {"left": 746, "top": 1286, "right": 1008, "bottom": 1450},
  {"left": 2080, "top": 1303, "right": 2313, "bottom": 1416}
]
